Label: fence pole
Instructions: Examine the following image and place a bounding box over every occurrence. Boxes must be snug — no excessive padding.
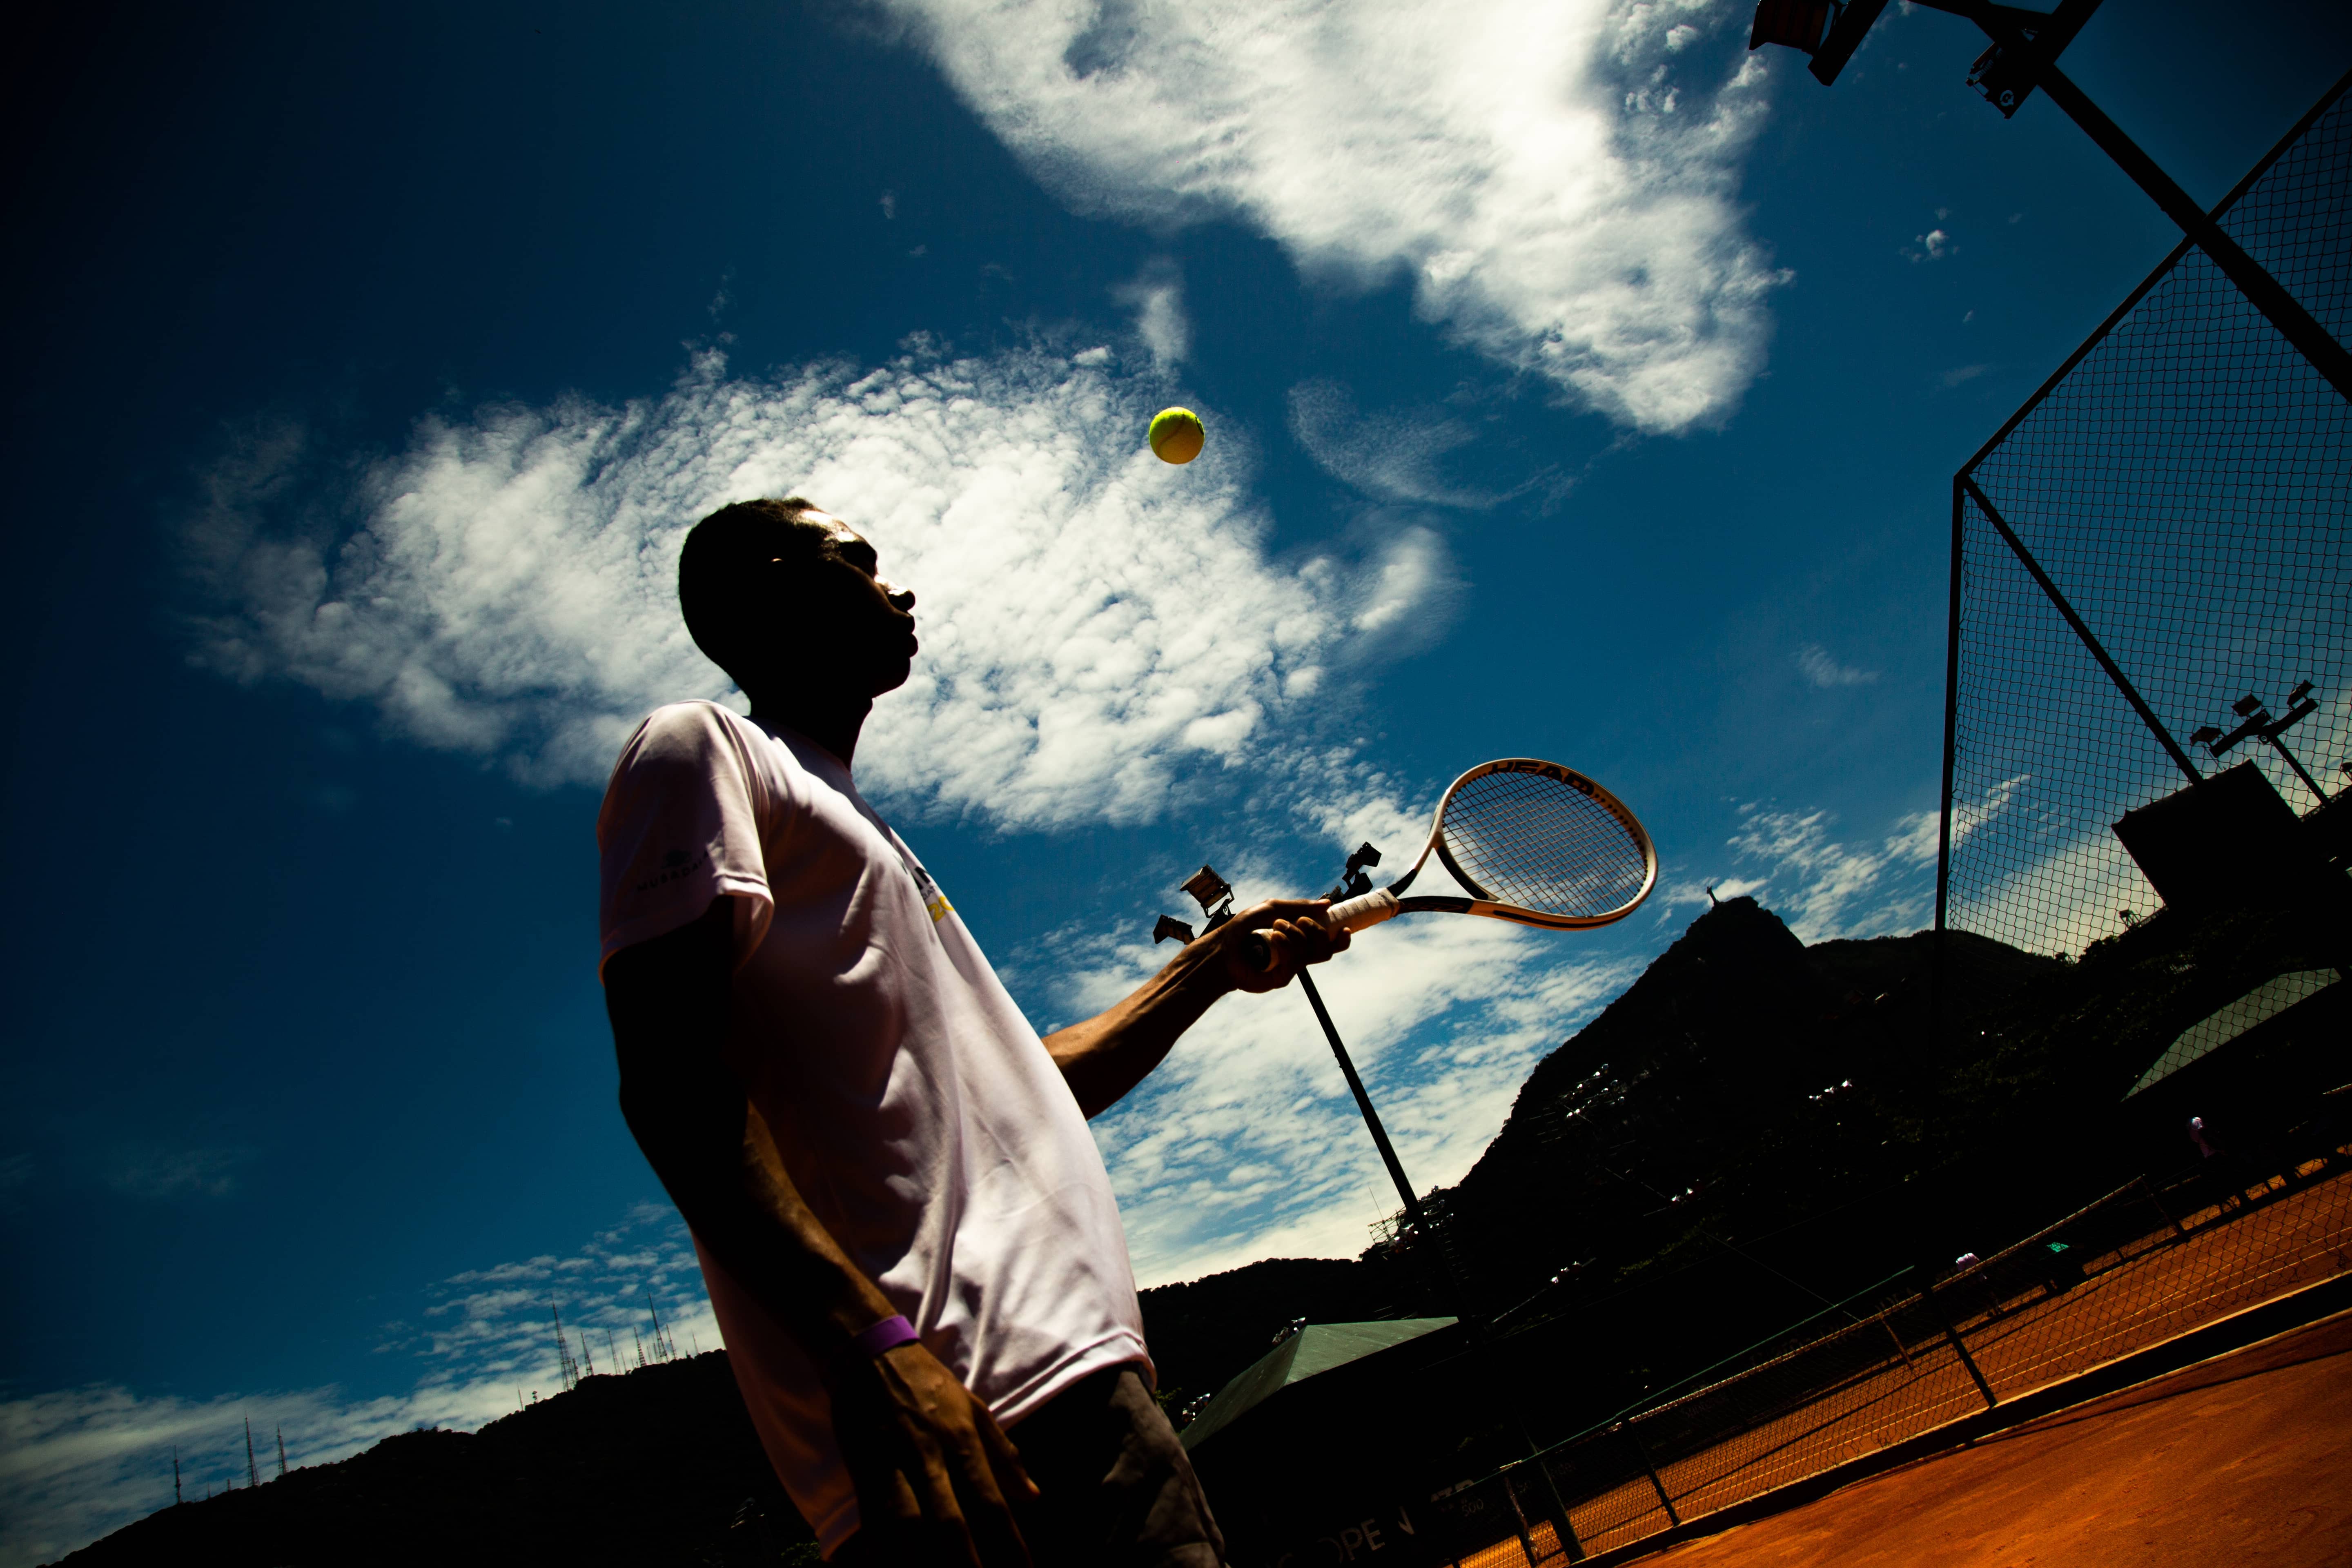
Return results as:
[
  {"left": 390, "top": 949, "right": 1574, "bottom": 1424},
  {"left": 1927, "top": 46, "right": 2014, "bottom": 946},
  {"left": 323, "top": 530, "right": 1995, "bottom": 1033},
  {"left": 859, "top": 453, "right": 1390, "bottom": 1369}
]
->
[
  {"left": 1620, "top": 1423, "right": 1682, "bottom": 1529},
  {"left": 1532, "top": 1457, "right": 1584, "bottom": 1562},
  {"left": 1501, "top": 1472, "right": 1545, "bottom": 1566},
  {"left": 1932, "top": 474, "right": 1966, "bottom": 1046},
  {"left": 2143, "top": 1178, "right": 2188, "bottom": 1240},
  {"left": 1959, "top": 477, "right": 2203, "bottom": 787},
  {"left": 1928, "top": 1286, "right": 2000, "bottom": 1410}
]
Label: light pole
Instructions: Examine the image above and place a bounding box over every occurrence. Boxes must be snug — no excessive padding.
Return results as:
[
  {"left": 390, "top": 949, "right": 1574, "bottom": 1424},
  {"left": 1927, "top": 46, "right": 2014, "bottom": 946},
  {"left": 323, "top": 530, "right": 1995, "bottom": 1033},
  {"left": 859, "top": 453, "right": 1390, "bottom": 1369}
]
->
[
  {"left": 2189, "top": 682, "right": 2330, "bottom": 804},
  {"left": 1157, "top": 849, "right": 1465, "bottom": 1307}
]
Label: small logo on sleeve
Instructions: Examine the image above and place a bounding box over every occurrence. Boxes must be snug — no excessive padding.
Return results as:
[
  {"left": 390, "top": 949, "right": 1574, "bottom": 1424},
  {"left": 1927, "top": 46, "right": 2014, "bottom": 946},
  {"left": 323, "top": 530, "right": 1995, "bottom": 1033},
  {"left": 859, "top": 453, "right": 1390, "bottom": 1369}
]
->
[{"left": 634, "top": 848, "right": 710, "bottom": 895}]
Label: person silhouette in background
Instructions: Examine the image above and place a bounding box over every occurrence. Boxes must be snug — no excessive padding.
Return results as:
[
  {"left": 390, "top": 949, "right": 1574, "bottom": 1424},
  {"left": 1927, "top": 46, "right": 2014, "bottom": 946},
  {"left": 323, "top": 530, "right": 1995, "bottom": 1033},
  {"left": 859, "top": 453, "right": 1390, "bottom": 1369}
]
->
[{"left": 597, "top": 497, "right": 1347, "bottom": 1566}]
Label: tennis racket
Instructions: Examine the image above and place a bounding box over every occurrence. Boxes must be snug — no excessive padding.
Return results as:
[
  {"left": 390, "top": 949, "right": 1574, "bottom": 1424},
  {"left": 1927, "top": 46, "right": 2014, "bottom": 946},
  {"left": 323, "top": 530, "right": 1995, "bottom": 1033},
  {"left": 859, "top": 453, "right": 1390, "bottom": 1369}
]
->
[{"left": 1248, "top": 758, "right": 1656, "bottom": 969}]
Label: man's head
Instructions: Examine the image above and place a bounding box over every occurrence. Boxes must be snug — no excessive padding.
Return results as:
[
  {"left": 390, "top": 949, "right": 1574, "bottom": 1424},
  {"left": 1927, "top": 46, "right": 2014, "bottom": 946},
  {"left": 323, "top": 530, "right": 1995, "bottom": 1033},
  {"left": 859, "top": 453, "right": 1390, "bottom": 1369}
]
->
[{"left": 678, "top": 497, "right": 918, "bottom": 707}]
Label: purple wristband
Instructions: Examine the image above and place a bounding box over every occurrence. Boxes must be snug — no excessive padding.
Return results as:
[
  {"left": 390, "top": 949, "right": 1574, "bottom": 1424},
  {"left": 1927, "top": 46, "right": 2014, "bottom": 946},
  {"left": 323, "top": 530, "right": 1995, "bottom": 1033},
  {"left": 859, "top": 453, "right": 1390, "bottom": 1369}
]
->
[{"left": 848, "top": 1314, "right": 920, "bottom": 1359}]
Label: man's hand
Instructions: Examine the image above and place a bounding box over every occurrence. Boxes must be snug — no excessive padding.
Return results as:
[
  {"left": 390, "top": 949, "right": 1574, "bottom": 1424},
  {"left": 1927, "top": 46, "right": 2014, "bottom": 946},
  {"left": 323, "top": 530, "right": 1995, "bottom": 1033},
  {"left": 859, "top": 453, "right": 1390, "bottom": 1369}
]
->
[
  {"left": 1203, "top": 897, "right": 1352, "bottom": 994},
  {"left": 1043, "top": 897, "right": 1353, "bottom": 1118},
  {"left": 830, "top": 1340, "right": 1039, "bottom": 1566}
]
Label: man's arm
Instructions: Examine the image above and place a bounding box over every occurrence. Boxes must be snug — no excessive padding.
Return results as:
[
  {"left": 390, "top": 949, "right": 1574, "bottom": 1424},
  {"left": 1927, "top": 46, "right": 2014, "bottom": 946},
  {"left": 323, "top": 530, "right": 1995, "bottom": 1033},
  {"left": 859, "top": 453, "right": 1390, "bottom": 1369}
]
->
[
  {"left": 605, "top": 896, "right": 1036, "bottom": 1567},
  {"left": 1042, "top": 899, "right": 1348, "bottom": 1119}
]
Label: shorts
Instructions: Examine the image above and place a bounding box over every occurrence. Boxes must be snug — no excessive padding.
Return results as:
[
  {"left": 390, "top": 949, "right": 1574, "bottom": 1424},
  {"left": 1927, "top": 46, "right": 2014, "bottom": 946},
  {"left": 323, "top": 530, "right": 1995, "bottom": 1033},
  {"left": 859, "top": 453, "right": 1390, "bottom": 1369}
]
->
[{"left": 832, "top": 1363, "right": 1225, "bottom": 1567}]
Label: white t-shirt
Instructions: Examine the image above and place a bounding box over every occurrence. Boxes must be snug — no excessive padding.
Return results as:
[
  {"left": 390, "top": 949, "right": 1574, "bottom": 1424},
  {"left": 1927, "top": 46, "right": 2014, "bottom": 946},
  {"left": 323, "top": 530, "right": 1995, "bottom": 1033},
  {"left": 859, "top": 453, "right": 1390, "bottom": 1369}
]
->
[{"left": 596, "top": 701, "right": 1150, "bottom": 1555}]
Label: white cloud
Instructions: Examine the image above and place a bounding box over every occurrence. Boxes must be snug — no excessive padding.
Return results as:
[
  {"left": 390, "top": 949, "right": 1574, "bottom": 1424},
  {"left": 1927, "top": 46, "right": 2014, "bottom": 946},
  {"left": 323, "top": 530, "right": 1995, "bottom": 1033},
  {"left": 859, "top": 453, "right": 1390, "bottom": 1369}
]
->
[
  {"left": 1664, "top": 802, "right": 1940, "bottom": 942},
  {"left": 188, "top": 341, "right": 1454, "bottom": 832},
  {"left": 1287, "top": 380, "right": 1510, "bottom": 509},
  {"left": 1111, "top": 257, "right": 1190, "bottom": 370},
  {"left": 1793, "top": 643, "right": 1879, "bottom": 688},
  {"left": 1047, "top": 885, "right": 1642, "bottom": 1285},
  {"left": 874, "top": 0, "right": 1785, "bottom": 432},
  {"left": 1906, "top": 226, "right": 1954, "bottom": 262},
  {"left": 0, "top": 1207, "right": 720, "bottom": 1568}
]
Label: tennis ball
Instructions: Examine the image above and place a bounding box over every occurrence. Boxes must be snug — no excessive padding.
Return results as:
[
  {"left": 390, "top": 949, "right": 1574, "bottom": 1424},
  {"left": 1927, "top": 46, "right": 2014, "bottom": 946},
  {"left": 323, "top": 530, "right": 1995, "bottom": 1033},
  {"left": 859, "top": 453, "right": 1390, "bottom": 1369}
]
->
[{"left": 1148, "top": 407, "right": 1205, "bottom": 465}]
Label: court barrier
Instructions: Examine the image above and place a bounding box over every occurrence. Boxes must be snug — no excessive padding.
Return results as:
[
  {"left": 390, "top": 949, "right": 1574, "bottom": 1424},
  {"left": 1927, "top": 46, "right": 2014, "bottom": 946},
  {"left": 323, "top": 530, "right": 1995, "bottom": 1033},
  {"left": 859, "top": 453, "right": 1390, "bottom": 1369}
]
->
[
  {"left": 1424, "top": 1145, "right": 2352, "bottom": 1566},
  {"left": 1935, "top": 69, "right": 2350, "bottom": 966}
]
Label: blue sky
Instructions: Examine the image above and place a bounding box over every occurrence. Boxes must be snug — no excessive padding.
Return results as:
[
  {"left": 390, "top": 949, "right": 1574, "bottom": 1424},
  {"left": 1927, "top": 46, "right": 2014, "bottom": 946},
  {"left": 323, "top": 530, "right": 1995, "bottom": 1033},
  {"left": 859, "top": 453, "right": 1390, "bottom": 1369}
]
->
[{"left": 4, "top": 1, "right": 2347, "bottom": 1559}]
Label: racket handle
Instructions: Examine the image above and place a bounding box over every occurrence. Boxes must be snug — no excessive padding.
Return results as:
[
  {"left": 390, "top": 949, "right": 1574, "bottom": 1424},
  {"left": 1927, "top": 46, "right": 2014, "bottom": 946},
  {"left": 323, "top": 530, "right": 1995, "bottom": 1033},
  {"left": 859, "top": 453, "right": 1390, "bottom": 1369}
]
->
[
  {"left": 1241, "top": 890, "right": 1401, "bottom": 973},
  {"left": 1326, "top": 889, "right": 1401, "bottom": 932}
]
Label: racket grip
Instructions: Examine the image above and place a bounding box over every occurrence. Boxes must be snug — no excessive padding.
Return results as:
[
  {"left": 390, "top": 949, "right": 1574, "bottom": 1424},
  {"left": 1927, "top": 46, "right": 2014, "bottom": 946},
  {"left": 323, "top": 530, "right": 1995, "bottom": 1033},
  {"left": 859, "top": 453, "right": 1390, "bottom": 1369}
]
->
[
  {"left": 1326, "top": 888, "right": 1401, "bottom": 932},
  {"left": 1240, "top": 891, "right": 1401, "bottom": 973}
]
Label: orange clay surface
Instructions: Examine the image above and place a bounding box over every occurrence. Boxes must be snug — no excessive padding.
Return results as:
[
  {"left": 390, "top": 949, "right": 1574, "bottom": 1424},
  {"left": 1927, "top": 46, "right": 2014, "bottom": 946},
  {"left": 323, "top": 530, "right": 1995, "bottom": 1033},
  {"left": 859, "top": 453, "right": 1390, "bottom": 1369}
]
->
[{"left": 1637, "top": 1308, "right": 2352, "bottom": 1568}]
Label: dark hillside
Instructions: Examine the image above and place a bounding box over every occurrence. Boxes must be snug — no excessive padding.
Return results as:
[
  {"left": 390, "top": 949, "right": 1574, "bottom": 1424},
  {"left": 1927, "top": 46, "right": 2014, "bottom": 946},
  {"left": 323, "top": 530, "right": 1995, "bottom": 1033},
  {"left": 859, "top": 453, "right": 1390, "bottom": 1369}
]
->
[
  {"left": 50, "top": 1354, "right": 812, "bottom": 1568},
  {"left": 1135, "top": 1257, "right": 1398, "bottom": 1414}
]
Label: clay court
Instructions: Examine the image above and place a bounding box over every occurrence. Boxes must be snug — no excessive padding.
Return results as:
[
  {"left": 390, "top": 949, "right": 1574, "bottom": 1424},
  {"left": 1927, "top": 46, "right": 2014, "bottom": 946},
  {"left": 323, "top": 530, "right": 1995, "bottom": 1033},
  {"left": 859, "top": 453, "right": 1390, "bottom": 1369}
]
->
[
  {"left": 1438, "top": 1163, "right": 2352, "bottom": 1568},
  {"left": 1641, "top": 1307, "right": 2352, "bottom": 1568}
]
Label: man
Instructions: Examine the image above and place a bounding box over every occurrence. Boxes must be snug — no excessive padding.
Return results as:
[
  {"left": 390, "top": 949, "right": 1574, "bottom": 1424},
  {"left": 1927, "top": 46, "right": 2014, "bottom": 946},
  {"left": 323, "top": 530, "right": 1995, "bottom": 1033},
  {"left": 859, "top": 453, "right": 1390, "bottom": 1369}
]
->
[{"left": 597, "top": 497, "right": 1347, "bottom": 1566}]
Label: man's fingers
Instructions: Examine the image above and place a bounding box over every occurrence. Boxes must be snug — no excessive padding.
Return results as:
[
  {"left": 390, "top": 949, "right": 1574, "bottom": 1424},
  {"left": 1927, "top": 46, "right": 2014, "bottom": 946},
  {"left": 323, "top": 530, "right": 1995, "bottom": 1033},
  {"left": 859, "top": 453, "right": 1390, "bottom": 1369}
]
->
[
  {"left": 974, "top": 1408, "right": 1040, "bottom": 1503},
  {"left": 947, "top": 1421, "right": 1035, "bottom": 1568}
]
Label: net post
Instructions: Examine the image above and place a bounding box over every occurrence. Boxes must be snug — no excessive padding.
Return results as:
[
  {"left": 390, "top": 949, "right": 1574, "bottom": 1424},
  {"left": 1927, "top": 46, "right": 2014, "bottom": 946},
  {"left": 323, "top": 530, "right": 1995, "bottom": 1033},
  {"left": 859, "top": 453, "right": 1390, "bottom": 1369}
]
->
[
  {"left": 1958, "top": 477, "right": 2203, "bottom": 787},
  {"left": 1927, "top": 1285, "right": 1999, "bottom": 1410},
  {"left": 1620, "top": 1421, "right": 1682, "bottom": 1528}
]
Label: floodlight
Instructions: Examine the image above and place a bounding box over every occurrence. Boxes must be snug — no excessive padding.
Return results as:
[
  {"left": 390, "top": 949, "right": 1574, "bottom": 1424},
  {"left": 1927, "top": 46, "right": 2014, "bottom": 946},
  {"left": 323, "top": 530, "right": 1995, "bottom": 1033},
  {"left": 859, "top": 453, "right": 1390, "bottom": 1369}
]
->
[
  {"left": 1180, "top": 865, "right": 1233, "bottom": 913},
  {"left": 1964, "top": 0, "right": 2105, "bottom": 118},
  {"left": 2189, "top": 724, "right": 2223, "bottom": 750},
  {"left": 1152, "top": 914, "right": 1196, "bottom": 945},
  {"left": 2232, "top": 692, "right": 2265, "bottom": 718}
]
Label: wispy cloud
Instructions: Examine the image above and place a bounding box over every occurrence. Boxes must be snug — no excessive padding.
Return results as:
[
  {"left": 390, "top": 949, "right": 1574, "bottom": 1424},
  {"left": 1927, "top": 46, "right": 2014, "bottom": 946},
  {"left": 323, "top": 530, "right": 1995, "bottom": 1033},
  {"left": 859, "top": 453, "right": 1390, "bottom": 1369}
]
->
[
  {"left": 1111, "top": 258, "right": 1189, "bottom": 372},
  {"left": 0, "top": 1206, "right": 719, "bottom": 1568},
  {"left": 1793, "top": 643, "right": 1879, "bottom": 688},
  {"left": 187, "top": 341, "right": 1455, "bottom": 833},
  {"left": 875, "top": 0, "right": 1786, "bottom": 432},
  {"left": 1939, "top": 363, "right": 1992, "bottom": 388},
  {"left": 104, "top": 1145, "right": 256, "bottom": 1201},
  {"left": 1663, "top": 803, "right": 1939, "bottom": 942},
  {"left": 1287, "top": 381, "right": 1510, "bottom": 509}
]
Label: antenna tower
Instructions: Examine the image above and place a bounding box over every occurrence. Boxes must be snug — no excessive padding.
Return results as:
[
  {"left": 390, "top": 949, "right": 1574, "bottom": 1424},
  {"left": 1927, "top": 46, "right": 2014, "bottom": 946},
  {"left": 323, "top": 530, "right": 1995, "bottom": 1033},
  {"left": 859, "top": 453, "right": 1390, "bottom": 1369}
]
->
[
  {"left": 646, "top": 1295, "right": 675, "bottom": 1361},
  {"left": 172, "top": 1445, "right": 182, "bottom": 1505},
  {"left": 244, "top": 1417, "right": 260, "bottom": 1488},
  {"left": 550, "top": 1306, "right": 580, "bottom": 1390},
  {"left": 276, "top": 1427, "right": 288, "bottom": 1478}
]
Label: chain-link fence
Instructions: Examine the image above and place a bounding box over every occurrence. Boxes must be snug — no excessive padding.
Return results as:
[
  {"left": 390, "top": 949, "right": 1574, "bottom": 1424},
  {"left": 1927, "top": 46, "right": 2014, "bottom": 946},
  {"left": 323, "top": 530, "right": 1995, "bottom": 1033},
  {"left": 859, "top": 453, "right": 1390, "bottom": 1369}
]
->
[
  {"left": 1935, "top": 71, "right": 2351, "bottom": 962},
  {"left": 1418, "top": 1138, "right": 2352, "bottom": 1567}
]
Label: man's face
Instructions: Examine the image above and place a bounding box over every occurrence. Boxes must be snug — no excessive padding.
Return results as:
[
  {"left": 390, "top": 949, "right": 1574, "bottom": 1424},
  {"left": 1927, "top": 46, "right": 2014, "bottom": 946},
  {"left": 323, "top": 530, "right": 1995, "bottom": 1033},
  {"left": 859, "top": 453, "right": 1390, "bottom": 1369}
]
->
[{"left": 785, "top": 512, "right": 919, "bottom": 698}]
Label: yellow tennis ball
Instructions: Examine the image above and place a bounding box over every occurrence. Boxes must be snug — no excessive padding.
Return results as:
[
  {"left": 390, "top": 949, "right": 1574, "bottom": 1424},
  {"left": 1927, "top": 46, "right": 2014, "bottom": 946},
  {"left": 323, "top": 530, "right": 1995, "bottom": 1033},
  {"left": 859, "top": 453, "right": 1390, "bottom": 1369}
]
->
[{"left": 1148, "top": 407, "right": 1205, "bottom": 465}]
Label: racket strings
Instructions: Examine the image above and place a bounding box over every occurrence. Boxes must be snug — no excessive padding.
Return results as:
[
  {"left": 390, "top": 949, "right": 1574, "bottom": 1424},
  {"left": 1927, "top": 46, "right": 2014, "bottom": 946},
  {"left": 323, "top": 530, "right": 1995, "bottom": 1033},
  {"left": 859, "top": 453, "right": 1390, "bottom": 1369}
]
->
[{"left": 1439, "top": 771, "right": 1649, "bottom": 918}]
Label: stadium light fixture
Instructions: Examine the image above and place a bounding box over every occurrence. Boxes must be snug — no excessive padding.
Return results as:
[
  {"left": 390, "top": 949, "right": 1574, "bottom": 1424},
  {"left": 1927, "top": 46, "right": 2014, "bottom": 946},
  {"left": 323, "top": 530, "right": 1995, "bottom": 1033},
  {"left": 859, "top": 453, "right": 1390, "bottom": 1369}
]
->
[
  {"left": 2190, "top": 686, "right": 2330, "bottom": 803},
  {"left": 1747, "top": 0, "right": 2352, "bottom": 405}
]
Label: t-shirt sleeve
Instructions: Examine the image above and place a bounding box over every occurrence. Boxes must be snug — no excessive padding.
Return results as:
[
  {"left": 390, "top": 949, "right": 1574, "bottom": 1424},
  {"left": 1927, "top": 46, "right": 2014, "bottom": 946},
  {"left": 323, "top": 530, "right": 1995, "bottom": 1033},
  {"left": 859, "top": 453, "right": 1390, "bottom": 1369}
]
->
[{"left": 596, "top": 703, "right": 778, "bottom": 980}]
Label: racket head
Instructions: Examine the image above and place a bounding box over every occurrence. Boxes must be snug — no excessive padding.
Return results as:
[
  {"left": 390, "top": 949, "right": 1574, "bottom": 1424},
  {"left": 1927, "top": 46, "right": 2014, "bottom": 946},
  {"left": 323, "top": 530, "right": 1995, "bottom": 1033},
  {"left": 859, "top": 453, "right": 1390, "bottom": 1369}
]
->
[{"left": 1424, "top": 759, "right": 1657, "bottom": 929}]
